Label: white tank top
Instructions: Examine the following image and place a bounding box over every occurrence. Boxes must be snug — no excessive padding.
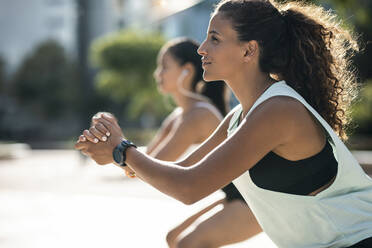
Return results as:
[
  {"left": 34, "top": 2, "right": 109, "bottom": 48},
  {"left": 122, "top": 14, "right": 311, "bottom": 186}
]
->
[{"left": 228, "top": 81, "right": 372, "bottom": 248}]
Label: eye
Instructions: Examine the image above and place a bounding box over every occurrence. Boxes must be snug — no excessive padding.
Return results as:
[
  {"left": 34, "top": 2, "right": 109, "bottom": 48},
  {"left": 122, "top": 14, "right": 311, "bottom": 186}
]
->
[{"left": 211, "top": 35, "right": 219, "bottom": 43}]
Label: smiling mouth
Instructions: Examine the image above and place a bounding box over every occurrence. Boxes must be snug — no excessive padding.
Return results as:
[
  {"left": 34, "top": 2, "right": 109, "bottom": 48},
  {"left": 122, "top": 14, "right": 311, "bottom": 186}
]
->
[{"left": 202, "top": 62, "right": 212, "bottom": 67}]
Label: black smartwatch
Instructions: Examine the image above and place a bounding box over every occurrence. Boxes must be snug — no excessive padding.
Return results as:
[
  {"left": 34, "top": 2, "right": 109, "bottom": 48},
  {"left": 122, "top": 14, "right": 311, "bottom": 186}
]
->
[{"left": 113, "top": 139, "right": 137, "bottom": 166}]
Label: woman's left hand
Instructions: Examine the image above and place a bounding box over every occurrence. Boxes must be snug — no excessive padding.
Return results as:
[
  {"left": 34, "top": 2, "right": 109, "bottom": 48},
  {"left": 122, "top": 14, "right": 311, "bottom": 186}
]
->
[{"left": 75, "top": 113, "right": 125, "bottom": 165}]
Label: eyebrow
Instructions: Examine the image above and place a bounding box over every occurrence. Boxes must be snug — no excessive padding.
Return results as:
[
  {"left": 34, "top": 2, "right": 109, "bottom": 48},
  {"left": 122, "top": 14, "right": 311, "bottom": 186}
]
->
[{"left": 208, "top": 30, "right": 221, "bottom": 35}]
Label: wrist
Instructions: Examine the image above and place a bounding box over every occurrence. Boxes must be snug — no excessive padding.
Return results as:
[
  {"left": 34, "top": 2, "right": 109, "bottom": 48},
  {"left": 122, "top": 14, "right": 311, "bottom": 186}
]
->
[
  {"left": 125, "top": 146, "right": 138, "bottom": 167},
  {"left": 112, "top": 139, "right": 137, "bottom": 167}
]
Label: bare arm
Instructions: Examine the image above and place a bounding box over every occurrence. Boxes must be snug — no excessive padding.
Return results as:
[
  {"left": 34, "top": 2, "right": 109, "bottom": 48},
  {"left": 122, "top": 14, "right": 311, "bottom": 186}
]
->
[
  {"left": 150, "top": 108, "right": 222, "bottom": 161},
  {"left": 146, "top": 109, "right": 179, "bottom": 154},
  {"left": 76, "top": 97, "right": 302, "bottom": 204},
  {"left": 123, "top": 98, "right": 293, "bottom": 204}
]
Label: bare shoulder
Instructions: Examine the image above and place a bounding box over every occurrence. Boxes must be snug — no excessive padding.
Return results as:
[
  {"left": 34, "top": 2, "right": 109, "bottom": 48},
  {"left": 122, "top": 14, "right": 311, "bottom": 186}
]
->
[
  {"left": 245, "top": 95, "right": 322, "bottom": 147},
  {"left": 175, "top": 105, "right": 222, "bottom": 143},
  {"left": 161, "top": 108, "right": 182, "bottom": 128},
  {"left": 183, "top": 105, "right": 221, "bottom": 125},
  {"left": 252, "top": 95, "right": 310, "bottom": 124}
]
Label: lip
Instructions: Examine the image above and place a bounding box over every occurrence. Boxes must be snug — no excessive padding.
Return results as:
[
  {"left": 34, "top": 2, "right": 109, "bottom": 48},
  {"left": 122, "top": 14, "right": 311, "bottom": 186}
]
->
[
  {"left": 201, "top": 56, "right": 211, "bottom": 63},
  {"left": 202, "top": 61, "right": 212, "bottom": 67}
]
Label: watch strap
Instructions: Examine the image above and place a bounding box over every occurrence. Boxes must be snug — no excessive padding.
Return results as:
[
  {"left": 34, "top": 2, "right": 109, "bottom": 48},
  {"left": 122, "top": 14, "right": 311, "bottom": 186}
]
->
[{"left": 120, "top": 139, "right": 137, "bottom": 166}]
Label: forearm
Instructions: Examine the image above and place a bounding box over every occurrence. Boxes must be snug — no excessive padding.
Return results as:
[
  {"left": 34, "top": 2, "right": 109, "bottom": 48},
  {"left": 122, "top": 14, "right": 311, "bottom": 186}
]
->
[{"left": 126, "top": 147, "right": 195, "bottom": 204}]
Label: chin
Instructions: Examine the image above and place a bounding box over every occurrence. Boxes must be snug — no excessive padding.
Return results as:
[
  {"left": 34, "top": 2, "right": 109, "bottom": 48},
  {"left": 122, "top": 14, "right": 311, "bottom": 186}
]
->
[{"left": 203, "top": 71, "right": 221, "bottom": 82}]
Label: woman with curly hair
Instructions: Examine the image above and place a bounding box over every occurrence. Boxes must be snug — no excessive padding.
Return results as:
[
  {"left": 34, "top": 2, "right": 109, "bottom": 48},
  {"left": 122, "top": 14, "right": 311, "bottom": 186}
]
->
[
  {"left": 76, "top": 0, "right": 372, "bottom": 247},
  {"left": 83, "top": 38, "right": 261, "bottom": 247}
]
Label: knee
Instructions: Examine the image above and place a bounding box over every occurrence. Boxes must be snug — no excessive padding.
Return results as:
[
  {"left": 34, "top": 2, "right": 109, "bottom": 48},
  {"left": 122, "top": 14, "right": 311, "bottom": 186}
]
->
[{"left": 166, "top": 230, "right": 177, "bottom": 248}]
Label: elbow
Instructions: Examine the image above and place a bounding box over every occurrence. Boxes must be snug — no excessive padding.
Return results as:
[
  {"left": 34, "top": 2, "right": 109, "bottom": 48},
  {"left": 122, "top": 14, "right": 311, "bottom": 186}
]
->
[
  {"left": 180, "top": 196, "right": 197, "bottom": 205},
  {"left": 168, "top": 169, "right": 203, "bottom": 205},
  {"left": 177, "top": 184, "right": 201, "bottom": 205}
]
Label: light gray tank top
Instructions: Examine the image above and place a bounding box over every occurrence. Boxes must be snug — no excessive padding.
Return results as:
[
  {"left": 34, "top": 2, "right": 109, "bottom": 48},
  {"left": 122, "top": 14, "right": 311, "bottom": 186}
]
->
[{"left": 227, "top": 81, "right": 372, "bottom": 248}]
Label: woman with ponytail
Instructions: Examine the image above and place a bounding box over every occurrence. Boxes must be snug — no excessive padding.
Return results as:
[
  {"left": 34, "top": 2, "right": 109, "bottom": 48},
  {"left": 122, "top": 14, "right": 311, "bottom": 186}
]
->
[
  {"left": 76, "top": 1, "right": 372, "bottom": 247},
  {"left": 145, "top": 38, "right": 228, "bottom": 161}
]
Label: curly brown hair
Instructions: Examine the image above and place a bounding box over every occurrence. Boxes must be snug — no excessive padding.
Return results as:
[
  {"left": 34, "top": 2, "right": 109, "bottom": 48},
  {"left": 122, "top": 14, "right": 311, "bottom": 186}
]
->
[{"left": 215, "top": 0, "right": 359, "bottom": 140}]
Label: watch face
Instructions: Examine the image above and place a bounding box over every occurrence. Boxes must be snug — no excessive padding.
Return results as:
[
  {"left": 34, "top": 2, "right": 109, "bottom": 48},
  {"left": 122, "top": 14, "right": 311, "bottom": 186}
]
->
[{"left": 113, "top": 147, "right": 123, "bottom": 164}]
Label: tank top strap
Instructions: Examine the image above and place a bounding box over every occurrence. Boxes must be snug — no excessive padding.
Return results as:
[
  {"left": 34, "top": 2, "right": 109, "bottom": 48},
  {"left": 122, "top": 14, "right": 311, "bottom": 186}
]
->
[{"left": 227, "top": 104, "right": 243, "bottom": 136}]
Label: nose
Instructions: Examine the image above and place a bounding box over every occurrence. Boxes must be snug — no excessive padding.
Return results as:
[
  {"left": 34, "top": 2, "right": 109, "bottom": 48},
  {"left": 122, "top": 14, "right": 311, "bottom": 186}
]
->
[{"left": 197, "top": 40, "right": 207, "bottom": 56}]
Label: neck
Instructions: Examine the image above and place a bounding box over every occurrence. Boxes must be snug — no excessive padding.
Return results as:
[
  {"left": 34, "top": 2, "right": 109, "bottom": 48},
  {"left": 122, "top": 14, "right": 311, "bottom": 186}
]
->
[
  {"left": 173, "top": 76, "right": 209, "bottom": 113},
  {"left": 226, "top": 69, "right": 275, "bottom": 117},
  {"left": 172, "top": 92, "right": 204, "bottom": 113}
]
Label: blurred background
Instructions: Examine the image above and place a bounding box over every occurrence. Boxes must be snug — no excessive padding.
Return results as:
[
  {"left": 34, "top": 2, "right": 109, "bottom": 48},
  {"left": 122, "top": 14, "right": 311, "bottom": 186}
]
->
[
  {"left": 0, "top": 0, "right": 371, "bottom": 148},
  {"left": 0, "top": 0, "right": 371, "bottom": 247}
]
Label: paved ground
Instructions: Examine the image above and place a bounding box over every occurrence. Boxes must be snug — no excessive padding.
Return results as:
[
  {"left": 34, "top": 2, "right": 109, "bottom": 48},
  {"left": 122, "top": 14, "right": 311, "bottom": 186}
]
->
[{"left": 0, "top": 149, "right": 276, "bottom": 248}]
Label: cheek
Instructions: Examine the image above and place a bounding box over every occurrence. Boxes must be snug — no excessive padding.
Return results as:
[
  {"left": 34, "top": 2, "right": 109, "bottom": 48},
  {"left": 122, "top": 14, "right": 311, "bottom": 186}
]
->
[
  {"left": 218, "top": 51, "right": 242, "bottom": 74},
  {"left": 164, "top": 72, "right": 179, "bottom": 89}
]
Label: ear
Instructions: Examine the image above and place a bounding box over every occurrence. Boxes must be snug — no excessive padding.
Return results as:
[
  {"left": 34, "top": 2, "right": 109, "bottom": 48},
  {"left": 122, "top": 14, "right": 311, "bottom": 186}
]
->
[
  {"left": 242, "top": 40, "right": 259, "bottom": 62},
  {"left": 182, "top": 63, "right": 195, "bottom": 77}
]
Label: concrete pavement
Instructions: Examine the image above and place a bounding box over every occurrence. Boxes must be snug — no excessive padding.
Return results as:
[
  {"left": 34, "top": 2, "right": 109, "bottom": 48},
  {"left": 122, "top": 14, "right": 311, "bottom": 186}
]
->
[{"left": 0, "top": 150, "right": 276, "bottom": 248}]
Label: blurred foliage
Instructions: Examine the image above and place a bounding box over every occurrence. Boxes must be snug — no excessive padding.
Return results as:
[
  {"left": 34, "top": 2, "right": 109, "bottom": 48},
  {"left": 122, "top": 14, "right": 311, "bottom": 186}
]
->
[
  {"left": 318, "top": 0, "right": 372, "bottom": 136},
  {"left": 11, "top": 40, "right": 79, "bottom": 119},
  {"left": 321, "top": 0, "right": 372, "bottom": 30},
  {"left": 125, "top": 128, "right": 157, "bottom": 146},
  {"left": 91, "top": 30, "right": 170, "bottom": 120},
  {"left": 352, "top": 80, "right": 372, "bottom": 135},
  {"left": 319, "top": 0, "right": 372, "bottom": 81}
]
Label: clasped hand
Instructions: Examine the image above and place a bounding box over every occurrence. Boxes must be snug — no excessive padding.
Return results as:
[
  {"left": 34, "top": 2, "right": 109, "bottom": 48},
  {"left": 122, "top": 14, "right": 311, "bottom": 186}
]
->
[{"left": 74, "top": 112, "right": 137, "bottom": 178}]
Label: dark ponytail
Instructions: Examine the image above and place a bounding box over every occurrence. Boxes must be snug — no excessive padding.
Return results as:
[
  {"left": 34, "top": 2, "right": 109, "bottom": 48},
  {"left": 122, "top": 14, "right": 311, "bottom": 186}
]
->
[
  {"left": 216, "top": 0, "right": 359, "bottom": 140},
  {"left": 165, "top": 38, "right": 227, "bottom": 116},
  {"left": 200, "top": 82, "right": 227, "bottom": 116}
]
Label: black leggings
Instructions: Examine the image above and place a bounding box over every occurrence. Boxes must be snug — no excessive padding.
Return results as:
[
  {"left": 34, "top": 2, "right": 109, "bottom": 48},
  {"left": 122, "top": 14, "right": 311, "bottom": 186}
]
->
[{"left": 346, "top": 236, "right": 372, "bottom": 248}]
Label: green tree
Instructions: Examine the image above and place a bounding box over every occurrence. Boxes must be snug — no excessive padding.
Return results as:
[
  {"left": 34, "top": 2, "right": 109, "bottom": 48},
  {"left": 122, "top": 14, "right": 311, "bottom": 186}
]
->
[
  {"left": 319, "top": 0, "right": 372, "bottom": 80},
  {"left": 11, "top": 40, "right": 79, "bottom": 119},
  {"left": 315, "top": 0, "right": 372, "bottom": 136},
  {"left": 352, "top": 81, "right": 372, "bottom": 135},
  {"left": 91, "top": 30, "right": 169, "bottom": 120}
]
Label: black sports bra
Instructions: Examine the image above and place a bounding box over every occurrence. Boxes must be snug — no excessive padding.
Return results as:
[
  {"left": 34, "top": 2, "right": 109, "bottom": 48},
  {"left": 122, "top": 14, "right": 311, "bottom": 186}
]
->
[
  {"left": 250, "top": 141, "right": 338, "bottom": 195},
  {"left": 235, "top": 110, "right": 338, "bottom": 195}
]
